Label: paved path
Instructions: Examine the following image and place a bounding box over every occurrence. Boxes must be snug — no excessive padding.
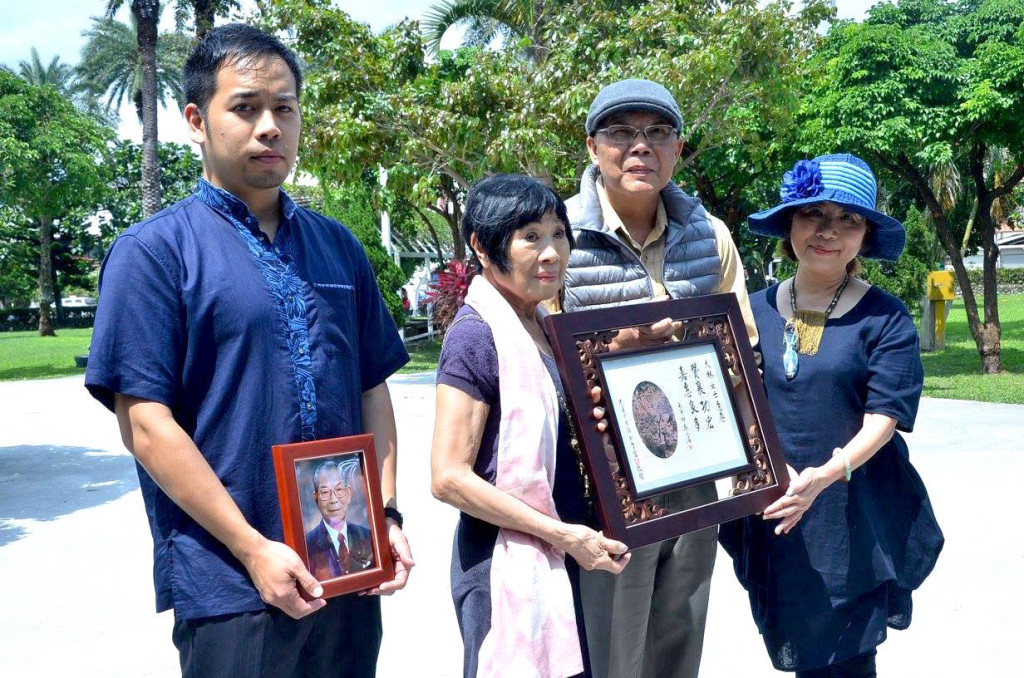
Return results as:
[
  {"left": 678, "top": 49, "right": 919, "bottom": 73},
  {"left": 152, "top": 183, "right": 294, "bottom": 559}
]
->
[{"left": 0, "top": 375, "right": 1020, "bottom": 676}]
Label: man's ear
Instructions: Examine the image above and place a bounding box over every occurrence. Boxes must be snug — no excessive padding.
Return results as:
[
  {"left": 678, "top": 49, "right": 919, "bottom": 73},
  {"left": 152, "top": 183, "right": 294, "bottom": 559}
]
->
[
  {"left": 185, "top": 103, "right": 206, "bottom": 145},
  {"left": 586, "top": 136, "right": 599, "bottom": 164}
]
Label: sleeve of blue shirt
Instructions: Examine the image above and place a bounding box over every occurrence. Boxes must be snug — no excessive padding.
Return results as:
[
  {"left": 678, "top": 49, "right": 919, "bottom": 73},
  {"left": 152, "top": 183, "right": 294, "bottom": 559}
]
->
[
  {"left": 85, "top": 234, "right": 185, "bottom": 412},
  {"left": 351, "top": 236, "right": 410, "bottom": 391}
]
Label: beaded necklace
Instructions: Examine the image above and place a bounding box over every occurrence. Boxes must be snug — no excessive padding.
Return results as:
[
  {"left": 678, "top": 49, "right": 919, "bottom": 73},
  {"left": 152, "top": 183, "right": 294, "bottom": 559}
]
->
[{"left": 782, "top": 275, "right": 850, "bottom": 380}]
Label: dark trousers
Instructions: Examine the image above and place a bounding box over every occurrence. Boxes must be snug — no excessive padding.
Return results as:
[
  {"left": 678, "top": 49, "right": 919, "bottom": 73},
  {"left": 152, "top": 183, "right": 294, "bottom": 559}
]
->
[
  {"left": 795, "top": 650, "right": 877, "bottom": 678},
  {"left": 171, "top": 595, "right": 382, "bottom": 678}
]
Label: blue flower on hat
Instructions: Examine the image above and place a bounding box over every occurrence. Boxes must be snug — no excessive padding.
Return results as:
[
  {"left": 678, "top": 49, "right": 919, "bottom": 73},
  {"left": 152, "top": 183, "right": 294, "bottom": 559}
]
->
[{"left": 780, "top": 159, "right": 824, "bottom": 203}]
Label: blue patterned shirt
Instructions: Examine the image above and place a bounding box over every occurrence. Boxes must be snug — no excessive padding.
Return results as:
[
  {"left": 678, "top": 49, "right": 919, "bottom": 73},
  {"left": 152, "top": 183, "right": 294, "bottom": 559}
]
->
[{"left": 86, "top": 180, "right": 409, "bottom": 620}]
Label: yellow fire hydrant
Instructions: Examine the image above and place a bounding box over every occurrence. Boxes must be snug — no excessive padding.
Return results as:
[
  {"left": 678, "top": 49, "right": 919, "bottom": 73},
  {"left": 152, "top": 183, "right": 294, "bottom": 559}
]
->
[{"left": 920, "top": 270, "right": 955, "bottom": 351}]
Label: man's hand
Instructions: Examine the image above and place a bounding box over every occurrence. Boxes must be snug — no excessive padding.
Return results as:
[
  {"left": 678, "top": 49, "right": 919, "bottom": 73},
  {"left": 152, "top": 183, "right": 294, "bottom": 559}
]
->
[
  {"left": 238, "top": 535, "right": 326, "bottom": 619},
  {"left": 365, "top": 520, "right": 415, "bottom": 596},
  {"left": 608, "top": 296, "right": 681, "bottom": 351}
]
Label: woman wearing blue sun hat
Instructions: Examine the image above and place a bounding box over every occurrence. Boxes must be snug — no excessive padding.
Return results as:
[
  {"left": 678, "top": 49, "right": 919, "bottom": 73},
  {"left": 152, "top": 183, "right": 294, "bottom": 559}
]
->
[{"left": 719, "top": 154, "right": 944, "bottom": 677}]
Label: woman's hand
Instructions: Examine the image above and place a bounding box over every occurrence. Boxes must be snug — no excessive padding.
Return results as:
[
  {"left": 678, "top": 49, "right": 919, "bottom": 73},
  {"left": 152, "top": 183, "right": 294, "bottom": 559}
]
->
[
  {"left": 591, "top": 386, "right": 608, "bottom": 433},
  {"left": 763, "top": 464, "right": 832, "bottom": 535},
  {"left": 559, "top": 524, "right": 631, "bottom": 574}
]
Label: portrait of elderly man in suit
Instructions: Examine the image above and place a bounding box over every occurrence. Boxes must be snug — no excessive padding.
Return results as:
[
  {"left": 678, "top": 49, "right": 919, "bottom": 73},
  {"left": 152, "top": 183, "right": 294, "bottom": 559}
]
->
[{"left": 305, "top": 459, "right": 374, "bottom": 581}]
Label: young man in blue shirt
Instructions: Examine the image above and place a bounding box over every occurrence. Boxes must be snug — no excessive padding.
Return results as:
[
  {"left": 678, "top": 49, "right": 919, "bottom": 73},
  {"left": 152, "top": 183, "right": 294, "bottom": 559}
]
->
[{"left": 86, "top": 24, "right": 413, "bottom": 677}]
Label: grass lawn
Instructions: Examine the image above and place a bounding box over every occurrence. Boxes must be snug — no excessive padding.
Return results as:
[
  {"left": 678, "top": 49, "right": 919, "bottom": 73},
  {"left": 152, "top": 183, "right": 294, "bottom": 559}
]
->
[
  {"left": 398, "top": 339, "right": 442, "bottom": 374},
  {"left": 3, "top": 298, "right": 1021, "bottom": 406},
  {"left": 0, "top": 328, "right": 92, "bottom": 381},
  {"left": 920, "top": 294, "right": 1024, "bottom": 404}
]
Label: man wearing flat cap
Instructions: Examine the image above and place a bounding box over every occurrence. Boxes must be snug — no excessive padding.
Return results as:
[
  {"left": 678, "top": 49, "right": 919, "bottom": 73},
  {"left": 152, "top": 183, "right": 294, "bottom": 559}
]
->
[{"left": 555, "top": 78, "right": 758, "bottom": 678}]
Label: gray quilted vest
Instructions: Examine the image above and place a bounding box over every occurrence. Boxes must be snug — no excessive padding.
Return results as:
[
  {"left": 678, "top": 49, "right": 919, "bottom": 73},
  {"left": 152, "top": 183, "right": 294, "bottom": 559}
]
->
[{"left": 562, "top": 164, "right": 722, "bottom": 311}]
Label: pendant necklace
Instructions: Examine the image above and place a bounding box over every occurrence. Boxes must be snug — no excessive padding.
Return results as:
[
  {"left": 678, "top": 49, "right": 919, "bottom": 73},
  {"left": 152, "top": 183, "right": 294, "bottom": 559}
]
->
[{"left": 783, "top": 274, "right": 850, "bottom": 381}]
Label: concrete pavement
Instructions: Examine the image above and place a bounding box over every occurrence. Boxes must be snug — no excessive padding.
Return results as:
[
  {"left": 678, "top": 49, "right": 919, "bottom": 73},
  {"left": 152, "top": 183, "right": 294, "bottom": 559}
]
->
[{"left": 0, "top": 374, "right": 1020, "bottom": 676}]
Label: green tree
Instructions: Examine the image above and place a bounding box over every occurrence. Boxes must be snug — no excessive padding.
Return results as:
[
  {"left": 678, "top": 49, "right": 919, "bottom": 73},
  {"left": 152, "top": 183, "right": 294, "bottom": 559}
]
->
[
  {"left": 14, "top": 47, "right": 115, "bottom": 126},
  {"left": 100, "top": 1, "right": 169, "bottom": 218},
  {"left": 78, "top": 15, "right": 191, "bottom": 124},
  {"left": 101, "top": 141, "right": 204, "bottom": 244},
  {"left": 0, "top": 71, "right": 112, "bottom": 335},
  {"left": 800, "top": 0, "right": 1024, "bottom": 373},
  {"left": 173, "top": 0, "right": 241, "bottom": 41},
  {"left": 262, "top": 0, "right": 830, "bottom": 268},
  {"left": 422, "top": 0, "right": 566, "bottom": 60},
  {"left": 0, "top": 207, "right": 37, "bottom": 308},
  {"left": 17, "top": 48, "right": 76, "bottom": 91}
]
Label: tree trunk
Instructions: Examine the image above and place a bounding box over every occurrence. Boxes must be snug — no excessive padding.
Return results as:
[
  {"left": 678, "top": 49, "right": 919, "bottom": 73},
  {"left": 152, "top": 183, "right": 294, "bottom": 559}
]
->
[
  {"left": 970, "top": 144, "right": 1002, "bottom": 373},
  {"left": 194, "top": 0, "right": 215, "bottom": 41},
  {"left": 409, "top": 203, "right": 446, "bottom": 263},
  {"left": 893, "top": 152, "right": 989, "bottom": 370},
  {"left": 135, "top": 1, "right": 163, "bottom": 218},
  {"left": 51, "top": 257, "right": 64, "bottom": 325},
  {"left": 37, "top": 215, "right": 56, "bottom": 337},
  {"left": 439, "top": 176, "right": 466, "bottom": 261}
]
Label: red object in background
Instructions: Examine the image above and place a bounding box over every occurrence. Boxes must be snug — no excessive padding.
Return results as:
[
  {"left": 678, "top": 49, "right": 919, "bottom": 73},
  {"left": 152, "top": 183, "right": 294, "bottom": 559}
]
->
[{"left": 426, "top": 259, "right": 473, "bottom": 333}]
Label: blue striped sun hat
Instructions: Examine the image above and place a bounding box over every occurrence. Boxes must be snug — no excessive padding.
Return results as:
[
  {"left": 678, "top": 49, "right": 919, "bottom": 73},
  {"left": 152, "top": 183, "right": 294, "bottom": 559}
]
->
[{"left": 748, "top": 153, "right": 906, "bottom": 262}]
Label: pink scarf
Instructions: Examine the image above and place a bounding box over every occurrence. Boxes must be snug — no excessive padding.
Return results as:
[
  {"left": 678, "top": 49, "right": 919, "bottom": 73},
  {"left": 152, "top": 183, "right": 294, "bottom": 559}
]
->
[{"left": 465, "top": 275, "right": 584, "bottom": 678}]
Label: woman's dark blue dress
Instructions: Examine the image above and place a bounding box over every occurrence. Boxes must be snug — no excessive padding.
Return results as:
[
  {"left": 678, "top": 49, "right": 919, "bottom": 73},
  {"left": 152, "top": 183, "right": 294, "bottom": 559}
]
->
[{"left": 720, "top": 284, "right": 943, "bottom": 672}]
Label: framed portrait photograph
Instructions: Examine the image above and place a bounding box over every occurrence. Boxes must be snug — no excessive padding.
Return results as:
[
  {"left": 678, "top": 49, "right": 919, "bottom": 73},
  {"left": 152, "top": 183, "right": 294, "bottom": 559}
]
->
[
  {"left": 543, "top": 293, "right": 790, "bottom": 551},
  {"left": 272, "top": 434, "right": 393, "bottom": 598}
]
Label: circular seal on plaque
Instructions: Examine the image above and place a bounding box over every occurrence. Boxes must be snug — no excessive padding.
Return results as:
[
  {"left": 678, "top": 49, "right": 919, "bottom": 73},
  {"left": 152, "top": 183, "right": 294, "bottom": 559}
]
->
[{"left": 631, "top": 380, "right": 678, "bottom": 459}]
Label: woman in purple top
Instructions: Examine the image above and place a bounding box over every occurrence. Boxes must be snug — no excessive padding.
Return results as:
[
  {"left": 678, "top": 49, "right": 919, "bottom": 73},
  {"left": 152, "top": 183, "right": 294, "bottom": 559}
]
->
[
  {"left": 720, "top": 155, "right": 943, "bottom": 677},
  {"left": 430, "top": 175, "right": 631, "bottom": 678}
]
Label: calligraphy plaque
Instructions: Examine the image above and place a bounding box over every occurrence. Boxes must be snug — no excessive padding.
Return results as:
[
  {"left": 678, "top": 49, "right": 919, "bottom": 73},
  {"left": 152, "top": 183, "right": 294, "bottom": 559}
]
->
[{"left": 543, "top": 293, "right": 789, "bottom": 550}]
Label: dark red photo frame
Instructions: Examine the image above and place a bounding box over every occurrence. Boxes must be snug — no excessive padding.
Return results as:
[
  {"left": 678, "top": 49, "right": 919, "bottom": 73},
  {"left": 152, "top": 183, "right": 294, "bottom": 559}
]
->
[
  {"left": 543, "top": 293, "right": 790, "bottom": 551},
  {"left": 273, "top": 434, "right": 394, "bottom": 598}
]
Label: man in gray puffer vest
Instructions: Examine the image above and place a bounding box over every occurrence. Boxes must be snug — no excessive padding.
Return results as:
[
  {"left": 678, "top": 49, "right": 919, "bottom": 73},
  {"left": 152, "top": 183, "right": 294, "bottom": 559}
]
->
[{"left": 556, "top": 79, "right": 758, "bottom": 678}]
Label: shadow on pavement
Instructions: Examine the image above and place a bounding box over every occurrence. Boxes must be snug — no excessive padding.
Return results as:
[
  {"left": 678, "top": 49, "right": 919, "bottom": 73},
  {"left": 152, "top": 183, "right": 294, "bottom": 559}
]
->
[{"left": 0, "top": 445, "right": 139, "bottom": 546}]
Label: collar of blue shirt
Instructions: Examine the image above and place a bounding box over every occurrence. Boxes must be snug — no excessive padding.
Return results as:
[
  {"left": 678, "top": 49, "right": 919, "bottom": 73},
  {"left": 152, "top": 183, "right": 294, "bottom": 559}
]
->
[{"left": 195, "top": 178, "right": 298, "bottom": 236}]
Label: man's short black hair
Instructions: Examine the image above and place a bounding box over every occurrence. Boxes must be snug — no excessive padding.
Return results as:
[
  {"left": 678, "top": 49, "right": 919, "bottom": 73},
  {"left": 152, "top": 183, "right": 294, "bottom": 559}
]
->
[
  {"left": 462, "top": 174, "right": 573, "bottom": 273},
  {"left": 184, "top": 23, "right": 302, "bottom": 112}
]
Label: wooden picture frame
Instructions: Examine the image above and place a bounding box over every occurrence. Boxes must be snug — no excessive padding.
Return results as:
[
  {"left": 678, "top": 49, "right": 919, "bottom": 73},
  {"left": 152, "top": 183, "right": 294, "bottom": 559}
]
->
[
  {"left": 272, "top": 434, "right": 394, "bottom": 598},
  {"left": 543, "top": 293, "right": 789, "bottom": 551}
]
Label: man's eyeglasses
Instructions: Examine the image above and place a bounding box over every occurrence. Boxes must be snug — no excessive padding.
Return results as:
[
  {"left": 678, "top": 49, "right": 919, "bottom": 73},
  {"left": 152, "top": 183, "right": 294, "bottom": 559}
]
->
[
  {"left": 316, "top": 487, "right": 350, "bottom": 501},
  {"left": 595, "top": 124, "right": 679, "bottom": 146}
]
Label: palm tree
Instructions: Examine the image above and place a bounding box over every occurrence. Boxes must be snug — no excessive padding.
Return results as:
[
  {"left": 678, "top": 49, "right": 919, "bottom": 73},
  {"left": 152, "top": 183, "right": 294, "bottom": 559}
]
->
[
  {"left": 173, "top": 0, "right": 240, "bottom": 41},
  {"left": 79, "top": 17, "right": 191, "bottom": 125},
  {"left": 421, "top": 0, "right": 553, "bottom": 61},
  {"left": 91, "top": 1, "right": 162, "bottom": 218},
  {"left": 18, "top": 48, "right": 76, "bottom": 91},
  {"left": 15, "top": 48, "right": 117, "bottom": 126}
]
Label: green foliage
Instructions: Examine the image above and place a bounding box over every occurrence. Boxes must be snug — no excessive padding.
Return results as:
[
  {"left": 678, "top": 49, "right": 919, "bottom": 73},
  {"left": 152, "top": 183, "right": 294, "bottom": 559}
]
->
[
  {"left": 318, "top": 182, "right": 409, "bottom": 325},
  {"left": 0, "top": 208, "right": 37, "bottom": 307},
  {"left": 859, "top": 206, "right": 943, "bottom": 313},
  {"left": 959, "top": 267, "right": 1024, "bottom": 290},
  {"left": 78, "top": 15, "right": 193, "bottom": 122},
  {"left": 799, "top": 0, "right": 1024, "bottom": 371},
  {"left": 261, "top": 0, "right": 834, "bottom": 271},
  {"left": 0, "top": 71, "right": 112, "bottom": 321},
  {"left": 101, "top": 141, "right": 204, "bottom": 245}
]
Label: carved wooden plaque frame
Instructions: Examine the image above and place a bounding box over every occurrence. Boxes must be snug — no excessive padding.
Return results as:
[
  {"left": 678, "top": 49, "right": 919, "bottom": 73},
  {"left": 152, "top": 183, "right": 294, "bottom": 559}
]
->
[{"left": 543, "top": 294, "right": 789, "bottom": 550}]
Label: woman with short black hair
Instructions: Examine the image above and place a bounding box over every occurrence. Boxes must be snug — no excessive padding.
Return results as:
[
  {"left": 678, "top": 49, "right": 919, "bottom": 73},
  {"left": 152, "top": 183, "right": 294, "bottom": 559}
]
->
[{"left": 430, "top": 174, "right": 629, "bottom": 678}]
